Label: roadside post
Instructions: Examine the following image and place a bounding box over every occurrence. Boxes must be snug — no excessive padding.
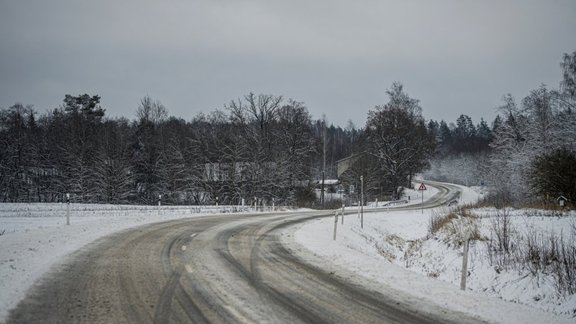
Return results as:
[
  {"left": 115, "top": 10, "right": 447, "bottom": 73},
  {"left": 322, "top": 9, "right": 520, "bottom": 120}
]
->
[
  {"left": 158, "top": 194, "right": 162, "bottom": 215},
  {"left": 418, "top": 183, "right": 427, "bottom": 214},
  {"left": 341, "top": 204, "right": 345, "bottom": 225},
  {"left": 461, "top": 239, "right": 470, "bottom": 290},
  {"left": 333, "top": 210, "right": 338, "bottom": 240},
  {"left": 66, "top": 193, "right": 70, "bottom": 225}
]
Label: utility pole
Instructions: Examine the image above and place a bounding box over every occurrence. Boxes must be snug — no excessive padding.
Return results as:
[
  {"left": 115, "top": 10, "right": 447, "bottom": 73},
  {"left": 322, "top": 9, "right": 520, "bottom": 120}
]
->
[
  {"left": 321, "top": 116, "right": 326, "bottom": 208},
  {"left": 360, "top": 175, "right": 364, "bottom": 229}
]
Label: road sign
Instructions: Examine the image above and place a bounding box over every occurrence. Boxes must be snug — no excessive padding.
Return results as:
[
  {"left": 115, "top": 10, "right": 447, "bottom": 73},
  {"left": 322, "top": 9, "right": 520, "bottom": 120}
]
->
[{"left": 418, "top": 183, "right": 426, "bottom": 214}]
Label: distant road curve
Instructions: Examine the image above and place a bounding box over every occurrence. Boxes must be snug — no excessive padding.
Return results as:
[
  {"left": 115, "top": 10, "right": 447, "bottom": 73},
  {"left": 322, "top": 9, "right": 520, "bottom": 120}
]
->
[
  {"left": 394, "top": 180, "right": 463, "bottom": 210},
  {"left": 8, "top": 183, "right": 481, "bottom": 323}
]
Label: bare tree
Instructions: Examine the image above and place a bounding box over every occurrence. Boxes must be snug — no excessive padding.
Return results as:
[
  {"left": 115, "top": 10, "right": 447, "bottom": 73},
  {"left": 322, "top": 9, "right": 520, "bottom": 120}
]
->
[
  {"left": 131, "top": 97, "right": 170, "bottom": 204},
  {"left": 277, "top": 100, "right": 316, "bottom": 203},
  {"left": 226, "top": 93, "right": 283, "bottom": 201},
  {"left": 136, "top": 96, "right": 168, "bottom": 126}
]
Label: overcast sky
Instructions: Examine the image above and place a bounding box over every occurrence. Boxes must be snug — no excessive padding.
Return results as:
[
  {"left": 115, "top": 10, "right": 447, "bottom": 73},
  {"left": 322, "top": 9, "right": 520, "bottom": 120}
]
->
[{"left": 1, "top": 0, "right": 575, "bottom": 127}]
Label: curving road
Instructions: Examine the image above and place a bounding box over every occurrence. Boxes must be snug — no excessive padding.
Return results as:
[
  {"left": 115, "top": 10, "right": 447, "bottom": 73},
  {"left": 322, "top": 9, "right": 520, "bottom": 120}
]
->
[{"left": 8, "top": 182, "right": 482, "bottom": 323}]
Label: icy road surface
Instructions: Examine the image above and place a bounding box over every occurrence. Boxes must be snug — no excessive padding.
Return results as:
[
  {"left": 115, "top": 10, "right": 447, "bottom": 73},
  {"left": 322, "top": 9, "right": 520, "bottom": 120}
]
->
[{"left": 7, "top": 211, "right": 480, "bottom": 323}]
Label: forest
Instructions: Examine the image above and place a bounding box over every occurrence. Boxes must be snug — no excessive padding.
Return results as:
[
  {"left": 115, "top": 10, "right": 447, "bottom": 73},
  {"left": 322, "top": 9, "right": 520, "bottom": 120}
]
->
[
  {"left": 1, "top": 51, "right": 575, "bottom": 207},
  {"left": 0, "top": 93, "right": 360, "bottom": 206}
]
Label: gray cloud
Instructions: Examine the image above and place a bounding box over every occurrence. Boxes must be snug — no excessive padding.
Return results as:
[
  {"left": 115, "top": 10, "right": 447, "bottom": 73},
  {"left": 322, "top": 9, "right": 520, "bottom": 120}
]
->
[{"left": 1, "top": 0, "right": 575, "bottom": 126}]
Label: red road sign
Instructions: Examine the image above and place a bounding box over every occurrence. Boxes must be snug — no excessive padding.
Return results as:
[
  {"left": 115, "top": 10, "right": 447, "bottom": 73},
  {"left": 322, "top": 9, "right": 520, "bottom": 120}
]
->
[{"left": 418, "top": 183, "right": 427, "bottom": 191}]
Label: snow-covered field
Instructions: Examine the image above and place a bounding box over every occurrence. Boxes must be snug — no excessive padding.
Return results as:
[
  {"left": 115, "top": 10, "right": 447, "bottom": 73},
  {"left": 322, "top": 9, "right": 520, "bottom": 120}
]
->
[
  {"left": 0, "top": 203, "right": 255, "bottom": 321},
  {"left": 290, "top": 183, "right": 576, "bottom": 323}
]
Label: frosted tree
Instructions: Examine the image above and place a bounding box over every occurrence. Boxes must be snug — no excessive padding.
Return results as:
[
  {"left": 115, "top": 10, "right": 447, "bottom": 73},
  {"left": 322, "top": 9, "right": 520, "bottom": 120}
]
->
[
  {"left": 489, "top": 54, "right": 576, "bottom": 204},
  {"left": 0, "top": 104, "right": 39, "bottom": 201},
  {"left": 489, "top": 94, "right": 532, "bottom": 202},
  {"left": 226, "top": 93, "right": 285, "bottom": 203},
  {"left": 521, "top": 86, "right": 560, "bottom": 154},
  {"left": 365, "top": 83, "right": 434, "bottom": 199},
  {"left": 557, "top": 51, "right": 576, "bottom": 151},
  {"left": 50, "top": 94, "right": 105, "bottom": 202},
  {"left": 131, "top": 97, "right": 169, "bottom": 204},
  {"left": 560, "top": 51, "right": 576, "bottom": 101},
  {"left": 91, "top": 119, "right": 133, "bottom": 203},
  {"left": 276, "top": 100, "right": 316, "bottom": 203}
]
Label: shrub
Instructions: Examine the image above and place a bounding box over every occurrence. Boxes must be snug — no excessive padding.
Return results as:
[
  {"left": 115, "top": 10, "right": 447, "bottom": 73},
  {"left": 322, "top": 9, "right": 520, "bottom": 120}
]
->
[
  {"left": 530, "top": 148, "right": 576, "bottom": 206},
  {"left": 483, "top": 209, "right": 576, "bottom": 295},
  {"left": 428, "top": 208, "right": 458, "bottom": 235},
  {"left": 429, "top": 207, "right": 481, "bottom": 244},
  {"left": 485, "top": 208, "right": 517, "bottom": 270},
  {"left": 294, "top": 186, "right": 316, "bottom": 208},
  {"left": 321, "top": 199, "right": 344, "bottom": 210}
]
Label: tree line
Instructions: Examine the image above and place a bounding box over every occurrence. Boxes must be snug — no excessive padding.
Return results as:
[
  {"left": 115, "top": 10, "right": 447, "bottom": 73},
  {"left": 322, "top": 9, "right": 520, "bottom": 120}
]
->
[{"left": 0, "top": 93, "right": 362, "bottom": 205}]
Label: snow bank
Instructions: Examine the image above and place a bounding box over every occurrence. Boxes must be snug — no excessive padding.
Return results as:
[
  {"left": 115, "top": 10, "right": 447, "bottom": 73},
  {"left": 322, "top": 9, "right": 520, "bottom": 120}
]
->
[
  {"left": 0, "top": 203, "right": 254, "bottom": 321},
  {"left": 291, "top": 187, "right": 575, "bottom": 323}
]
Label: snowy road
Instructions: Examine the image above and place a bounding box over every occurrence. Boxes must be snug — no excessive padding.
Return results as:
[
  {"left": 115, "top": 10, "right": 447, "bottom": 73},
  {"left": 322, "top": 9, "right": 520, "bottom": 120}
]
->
[{"left": 7, "top": 183, "right": 477, "bottom": 323}]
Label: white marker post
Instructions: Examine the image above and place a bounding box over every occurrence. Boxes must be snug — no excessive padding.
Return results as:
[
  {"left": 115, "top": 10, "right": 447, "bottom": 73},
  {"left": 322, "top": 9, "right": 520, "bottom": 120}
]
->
[
  {"left": 333, "top": 211, "right": 338, "bottom": 240},
  {"left": 461, "top": 239, "right": 470, "bottom": 290},
  {"left": 66, "top": 193, "right": 70, "bottom": 225},
  {"left": 341, "top": 204, "right": 345, "bottom": 225}
]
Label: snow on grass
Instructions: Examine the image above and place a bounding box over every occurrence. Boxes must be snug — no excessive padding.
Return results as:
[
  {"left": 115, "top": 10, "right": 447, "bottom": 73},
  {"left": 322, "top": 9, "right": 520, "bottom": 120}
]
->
[
  {"left": 0, "top": 203, "right": 255, "bottom": 321},
  {"left": 291, "top": 185, "right": 575, "bottom": 323}
]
